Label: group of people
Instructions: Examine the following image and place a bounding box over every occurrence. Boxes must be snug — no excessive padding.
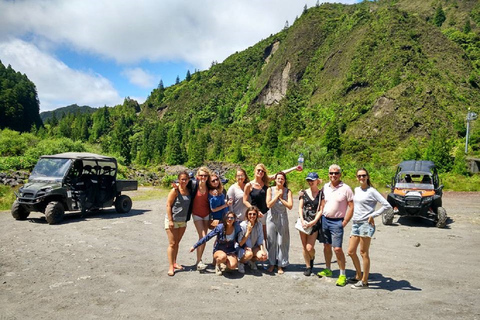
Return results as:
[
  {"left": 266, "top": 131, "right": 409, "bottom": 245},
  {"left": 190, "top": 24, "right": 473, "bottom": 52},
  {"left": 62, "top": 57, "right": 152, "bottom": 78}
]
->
[{"left": 165, "top": 163, "right": 391, "bottom": 289}]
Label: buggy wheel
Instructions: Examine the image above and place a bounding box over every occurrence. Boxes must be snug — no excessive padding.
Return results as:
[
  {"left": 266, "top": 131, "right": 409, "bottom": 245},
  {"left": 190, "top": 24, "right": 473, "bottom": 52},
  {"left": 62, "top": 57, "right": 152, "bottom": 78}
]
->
[
  {"left": 382, "top": 208, "right": 394, "bottom": 225},
  {"left": 435, "top": 207, "right": 447, "bottom": 228},
  {"left": 45, "top": 201, "right": 65, "bottom": 225},
  {"left": 11, "top": 200, "right": 30, "bottom": 220},
  {"left": 115, "top": 195, "right": 132, "bottom": 213}
]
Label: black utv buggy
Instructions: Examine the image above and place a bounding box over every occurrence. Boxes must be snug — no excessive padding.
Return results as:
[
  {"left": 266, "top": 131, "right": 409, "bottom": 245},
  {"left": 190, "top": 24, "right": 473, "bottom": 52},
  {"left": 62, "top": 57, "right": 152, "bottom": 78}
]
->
[
  {"left": 384, "top": 160, "right": 447, "bottom": 228},
  {"left": 11, "top": 152, "right": 138, "bottom": 224}
]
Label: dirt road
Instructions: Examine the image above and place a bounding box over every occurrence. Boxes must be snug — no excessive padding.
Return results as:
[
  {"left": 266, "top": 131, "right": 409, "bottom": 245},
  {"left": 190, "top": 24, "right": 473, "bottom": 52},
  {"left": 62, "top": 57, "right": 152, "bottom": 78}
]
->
[{"left": 1, "top": 190, "right": 479, "bottom": 319}]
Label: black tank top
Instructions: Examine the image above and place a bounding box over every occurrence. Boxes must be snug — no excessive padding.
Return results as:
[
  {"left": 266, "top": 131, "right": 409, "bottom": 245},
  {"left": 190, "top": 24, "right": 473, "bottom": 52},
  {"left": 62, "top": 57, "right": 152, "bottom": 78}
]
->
[{"left": 250, "top": 184, "right": 268, "bottom": 214}]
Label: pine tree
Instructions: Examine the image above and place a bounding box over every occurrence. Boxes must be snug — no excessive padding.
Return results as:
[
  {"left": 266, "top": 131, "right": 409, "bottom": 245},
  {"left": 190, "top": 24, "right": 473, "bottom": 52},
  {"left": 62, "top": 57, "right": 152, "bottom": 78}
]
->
[
  {"left": 433, "top": 5, "right": 446, "bottom": 27},
  {"left": 175, "top": 75, "right": 180, "bottom": 85},
  {"left": 186, "top": 70, "right": 191, "bottom": 81}
]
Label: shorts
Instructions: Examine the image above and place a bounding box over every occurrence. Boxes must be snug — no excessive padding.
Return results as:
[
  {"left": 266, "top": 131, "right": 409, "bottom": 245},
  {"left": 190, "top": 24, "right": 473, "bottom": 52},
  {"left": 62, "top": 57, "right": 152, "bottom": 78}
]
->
[
  {"left": 192, "top": 214, "right": 210, "bottom": 221},
  {"left": 321, "top": 216, "right": 344, "bottom": 248},
  {"left": 350, "top": 221, "right": 375, "bottom": 238},
  {"left": 164, "top": 217, "right": 187, "bottom": 229}
]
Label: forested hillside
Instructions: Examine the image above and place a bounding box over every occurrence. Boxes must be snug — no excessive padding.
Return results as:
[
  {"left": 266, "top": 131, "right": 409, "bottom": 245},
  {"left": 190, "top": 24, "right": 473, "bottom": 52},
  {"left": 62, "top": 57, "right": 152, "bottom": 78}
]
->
[
  {"left": 0, "top": 61, "right": 42, "bottom": 132},
  {"left": 1, "top": 0, "right": 480, "bottom": 176}
]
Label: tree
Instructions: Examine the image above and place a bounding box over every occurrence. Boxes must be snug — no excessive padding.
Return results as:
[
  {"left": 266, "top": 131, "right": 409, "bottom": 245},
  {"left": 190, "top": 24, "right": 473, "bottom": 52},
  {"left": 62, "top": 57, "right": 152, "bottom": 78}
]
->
[
  {"left": 316, "top": 0, "right": 320, "bottom": 7},
  {"left": 157, "top": 79, "right": 164, "bottom": 90},
  {"left": 433, "top": 5, "right": 446, "bottom": 27},
  {"left": 284, "top": 20, "right": 289, "bottom": 30},
  {"left": 186, "top": 70, "right": 191, "bottom": 81},
  {"left": 463, "top": 19, "right": 472, "bottom": 34},
  {"left": 165, "top": 120, "right": 186, "bottom": 165},
  {"left": 175, "top": 75, "right": 180, "bottom": 85},
  {"left": 303, "top": 4, "right": 308, "bottom": 15},
  {"left": 423, "top": 128, "right": 453, "bottom": 173}
]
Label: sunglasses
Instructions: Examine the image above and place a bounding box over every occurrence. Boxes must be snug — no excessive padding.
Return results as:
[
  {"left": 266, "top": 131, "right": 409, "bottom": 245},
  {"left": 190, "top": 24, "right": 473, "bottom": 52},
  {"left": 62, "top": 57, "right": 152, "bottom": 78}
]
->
[
  {"left": 247, "top": 212, "right": 257, "bottom": 216},
  {"left": 227, "top": 216, "right": 235, "bottom": 220},
  {"left": 357, "top": 174, "right": 367, "bottom": 178},
  {"left": 256, "top": 169, "right": 264, "bottom": 173},
  {"left": 211, "top": 179, "right": 219, "bottom": 183},
  {"left": 329, "top": 172, "right": 340, "bottom": 175},
  {"left": 198, "top": 174, "right": 208, "bottom": 177}
]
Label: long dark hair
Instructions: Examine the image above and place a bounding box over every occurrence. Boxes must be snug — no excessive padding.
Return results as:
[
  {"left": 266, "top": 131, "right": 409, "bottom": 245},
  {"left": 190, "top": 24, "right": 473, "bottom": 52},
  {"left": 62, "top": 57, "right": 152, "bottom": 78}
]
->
[
  {"left": 222, "top": 211, "right": 236, "bottom": 238},
  {"left": 274, "top": 171, "right": 288, "bottom": 188},
  {"left": 357, "top": 168, "right": 373, "bottom": 187},
  {"left": 244, "top": 206, "right": 260, "bottom": 225}
]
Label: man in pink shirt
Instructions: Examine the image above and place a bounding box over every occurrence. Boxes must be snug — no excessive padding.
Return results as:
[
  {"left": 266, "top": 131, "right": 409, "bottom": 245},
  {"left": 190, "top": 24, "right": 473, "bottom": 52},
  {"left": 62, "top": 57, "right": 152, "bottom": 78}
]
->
[{"left": 317, "top": 164, "right": 353, "bottom": 286}]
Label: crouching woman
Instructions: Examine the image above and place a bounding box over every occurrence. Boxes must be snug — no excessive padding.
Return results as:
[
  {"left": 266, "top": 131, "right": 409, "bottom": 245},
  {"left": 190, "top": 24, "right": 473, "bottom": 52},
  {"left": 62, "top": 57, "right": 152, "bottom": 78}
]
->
[{"left": 190, "top": 212, "right": 243, "bottom": 276}]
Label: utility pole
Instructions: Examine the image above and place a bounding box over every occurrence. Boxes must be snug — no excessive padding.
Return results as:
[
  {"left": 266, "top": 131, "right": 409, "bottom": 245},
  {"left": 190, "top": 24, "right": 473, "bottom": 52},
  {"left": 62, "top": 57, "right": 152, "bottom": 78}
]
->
[{"left": 465, "top": 108, "right": 478, "bottom": 154}]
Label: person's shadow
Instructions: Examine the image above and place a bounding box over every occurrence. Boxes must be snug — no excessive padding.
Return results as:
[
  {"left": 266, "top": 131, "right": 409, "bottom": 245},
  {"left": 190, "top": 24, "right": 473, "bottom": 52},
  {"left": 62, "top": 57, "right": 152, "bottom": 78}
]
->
[{"left": 366, "top": 272, "right": 422, "bottom": 291}]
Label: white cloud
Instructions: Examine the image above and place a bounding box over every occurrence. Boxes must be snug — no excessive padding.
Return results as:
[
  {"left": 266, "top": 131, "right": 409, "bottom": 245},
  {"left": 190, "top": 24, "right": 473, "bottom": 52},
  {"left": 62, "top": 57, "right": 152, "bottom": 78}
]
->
[
  {"left": 0, "top": 38, "right": 122, "bottom": 111},
  {"left": 0, "top": 0, "right": 359, "bottom": 69},
  {"left": 122, "top": 67, "right": 156, "bottom": 89}
]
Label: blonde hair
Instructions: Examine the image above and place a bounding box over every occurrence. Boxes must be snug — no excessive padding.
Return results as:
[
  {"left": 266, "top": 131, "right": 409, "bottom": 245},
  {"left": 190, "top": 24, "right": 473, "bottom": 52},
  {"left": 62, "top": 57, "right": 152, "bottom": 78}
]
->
[{"left": 255, "top": 163, "right": 270, "bottom": 186}]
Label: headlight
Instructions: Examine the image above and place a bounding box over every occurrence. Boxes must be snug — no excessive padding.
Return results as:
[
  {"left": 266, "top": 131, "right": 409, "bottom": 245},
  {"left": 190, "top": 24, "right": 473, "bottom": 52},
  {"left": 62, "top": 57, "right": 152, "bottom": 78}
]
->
[
  {"left": 423, "top": 196, "right": 433, "bottom": 203},
  {"left": 41, "top": 187, "right": 53, "bottom": 193}
]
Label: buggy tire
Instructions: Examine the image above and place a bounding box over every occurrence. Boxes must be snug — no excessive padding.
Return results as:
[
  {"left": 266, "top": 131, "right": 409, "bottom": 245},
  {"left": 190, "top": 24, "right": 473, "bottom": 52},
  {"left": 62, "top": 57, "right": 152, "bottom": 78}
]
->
[
  {"left": 435, "top": 207, "right": 447, "bottom": 228},
  {"left": 382, "top": 208, "right": 394, "bottom": 225},
  {"left": 45, "top": 201, "right": 65, "bottom": 225},
  {"left": 115, "top": 195, "right": 132, "bottom": 213},
  {"left": 11, "top": 200, "right": 30, "bottom": 220}
]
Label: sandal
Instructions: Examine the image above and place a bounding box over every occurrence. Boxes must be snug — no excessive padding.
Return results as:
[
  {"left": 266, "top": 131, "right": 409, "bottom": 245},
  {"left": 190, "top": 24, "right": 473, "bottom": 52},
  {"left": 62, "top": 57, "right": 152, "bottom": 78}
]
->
[
  {"left": 173, "top": 264, "right": 184, "bottom": 270},
  {"left": 167, "top": 270, "right": 175, "bottom": 276}
]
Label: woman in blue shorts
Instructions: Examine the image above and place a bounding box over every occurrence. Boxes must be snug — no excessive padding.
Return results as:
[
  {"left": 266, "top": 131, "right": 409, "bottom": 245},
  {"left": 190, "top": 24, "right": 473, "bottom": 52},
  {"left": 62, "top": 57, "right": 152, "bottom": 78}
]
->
[{"left": 347, "top": 168, "right": 391, "bottom": 289}]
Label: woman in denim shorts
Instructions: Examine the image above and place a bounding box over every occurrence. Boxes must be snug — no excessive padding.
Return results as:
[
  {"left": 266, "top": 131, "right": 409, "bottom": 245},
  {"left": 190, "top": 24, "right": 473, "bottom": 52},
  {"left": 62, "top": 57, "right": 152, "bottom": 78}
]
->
[{"left": 347, "top": 168, "right": 392, "bottom": 289}]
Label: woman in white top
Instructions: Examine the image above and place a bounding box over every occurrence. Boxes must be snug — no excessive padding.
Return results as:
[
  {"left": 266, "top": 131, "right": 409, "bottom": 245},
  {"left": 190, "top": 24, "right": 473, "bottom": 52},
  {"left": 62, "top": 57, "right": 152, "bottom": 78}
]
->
[
  {"left": 347, "top": 168, "right": 392, "bottom": 289},
  {"left": 226, "top": 168, "right": 249, "bottom": 221}
]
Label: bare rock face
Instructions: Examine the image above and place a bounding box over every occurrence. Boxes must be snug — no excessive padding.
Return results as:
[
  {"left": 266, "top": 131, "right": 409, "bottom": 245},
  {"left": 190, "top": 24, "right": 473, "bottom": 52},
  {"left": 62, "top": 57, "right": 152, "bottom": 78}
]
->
[
  {"left": 0, "top": 171, "right": 29, "bottom": 187},
  {"left": 259, "top": 61, "right": 291, "bottom": 106}
]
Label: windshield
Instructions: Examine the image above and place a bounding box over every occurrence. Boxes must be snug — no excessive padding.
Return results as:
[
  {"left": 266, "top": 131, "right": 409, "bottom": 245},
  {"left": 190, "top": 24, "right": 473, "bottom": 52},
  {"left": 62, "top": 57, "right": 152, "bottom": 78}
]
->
[
  {"left": 394, "top": 182, "right": 434, "bottom": 190},
  {"left": 29, "top": 158, "right": 72, "bottom": 181}
]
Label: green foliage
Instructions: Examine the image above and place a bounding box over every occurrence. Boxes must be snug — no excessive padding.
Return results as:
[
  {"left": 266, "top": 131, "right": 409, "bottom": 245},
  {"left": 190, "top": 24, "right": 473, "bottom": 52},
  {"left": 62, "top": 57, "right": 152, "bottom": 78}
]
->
[
  {"left": 0, "top": 185, "right": 17, "bottom": 210},
  {"left": 0, "top": 129, "right": 39, "bottom": 156},
  {"left": 452, "top": 144, "right": 469, "bottom": 175},
  {"left": 402, "top": 137, "right": 422, "bottom": 160},
  {"left": 433, "top": 5, "right": 446, "bottom": 27},
  {"left": 423, "top": 128, "right": 454, "bottom": 173},
  {"left": 0, "top": 61, "right": 42, "bottom": 132}
]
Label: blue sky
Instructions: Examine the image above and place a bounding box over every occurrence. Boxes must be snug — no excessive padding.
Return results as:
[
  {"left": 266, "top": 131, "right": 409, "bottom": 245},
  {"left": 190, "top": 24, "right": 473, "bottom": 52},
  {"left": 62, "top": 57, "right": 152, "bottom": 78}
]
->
[{"left": 0, "top": 0, "right": 360, "bottom": 112}]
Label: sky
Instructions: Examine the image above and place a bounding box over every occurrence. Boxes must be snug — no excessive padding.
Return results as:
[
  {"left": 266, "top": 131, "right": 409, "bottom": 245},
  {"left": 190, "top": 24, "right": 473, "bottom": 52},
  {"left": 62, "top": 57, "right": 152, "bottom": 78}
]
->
[{"left": 0, "top": 0, "right": 360, "bottom": 112}]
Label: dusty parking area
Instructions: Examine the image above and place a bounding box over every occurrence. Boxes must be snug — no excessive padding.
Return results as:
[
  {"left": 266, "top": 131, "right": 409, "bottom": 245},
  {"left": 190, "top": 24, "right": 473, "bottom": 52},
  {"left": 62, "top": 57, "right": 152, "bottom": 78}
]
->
[{"left": 1, "top": 190, "right": 479, "bottom": 320}]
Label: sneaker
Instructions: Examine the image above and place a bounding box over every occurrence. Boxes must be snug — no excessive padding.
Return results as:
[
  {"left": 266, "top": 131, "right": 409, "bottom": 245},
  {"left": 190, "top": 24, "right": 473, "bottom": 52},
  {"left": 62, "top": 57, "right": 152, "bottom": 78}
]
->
[
  {"left": 215, "top": 264, "right": 222, "bottom": 276},
  {"left": 336, "top": 275, "right": 347, "bottom": 287},
  {"left": 351, "top": 280, "right": 369, "bottom": 289},
  {"left": 248, "top": 261, "right": 258, "bottom": 270},
  {"left": 347, "top": 277, "right": 361, "bottom": 284},
  {"left": 238, "top": 263, "right": 245, "bottom": 274},
  {"left": 196, "top": 260, "right": 207, "bottom": 271},
  {"left": 303, "top": 268, "right": 312, "bottom": 276},
  {"left": 317, "top": 268, "right": 333, "bottom": 278}
]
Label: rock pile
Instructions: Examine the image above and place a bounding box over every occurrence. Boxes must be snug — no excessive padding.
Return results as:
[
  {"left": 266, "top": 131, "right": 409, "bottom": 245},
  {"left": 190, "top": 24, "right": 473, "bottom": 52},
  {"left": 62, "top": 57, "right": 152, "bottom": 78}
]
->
[{"left": 0, "top": 171, "right": 29, "bottom": 187}]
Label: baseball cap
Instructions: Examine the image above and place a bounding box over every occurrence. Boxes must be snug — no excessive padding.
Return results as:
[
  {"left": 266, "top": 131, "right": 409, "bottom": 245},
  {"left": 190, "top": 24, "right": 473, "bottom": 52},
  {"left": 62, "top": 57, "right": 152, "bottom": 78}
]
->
[{"left": 306, "top": 172, "right": 319, "bottom": 180}]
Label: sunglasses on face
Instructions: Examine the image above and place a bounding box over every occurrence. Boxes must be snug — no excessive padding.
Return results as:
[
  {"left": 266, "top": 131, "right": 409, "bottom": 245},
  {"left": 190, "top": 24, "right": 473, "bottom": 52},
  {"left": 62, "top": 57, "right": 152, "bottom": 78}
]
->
[
  {"left": 198, "top": 174, "right": 208, "bottom": 177},
  {"left": 247, "top": 212, "right": 257, "bottom": 216},
  {"left": 227, "top": 216, "right": 235, "bottom": 221},
  {"left": 256, "top": 169, "right": 264, "bottom": 173},
  {"left": 329, "top": 172, "right": 340, "bottom": 175},
  {"left": 357, "top": 174, "right": 367, "bottom": 178},
  {"left": 211, "top": 179, "right": 219, "bottom": 183}
]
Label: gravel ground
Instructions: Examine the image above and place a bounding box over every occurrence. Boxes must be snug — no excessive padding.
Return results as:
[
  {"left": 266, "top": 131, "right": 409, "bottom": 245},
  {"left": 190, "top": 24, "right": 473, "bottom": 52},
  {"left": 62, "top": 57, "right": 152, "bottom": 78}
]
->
[{"left": 0, "top": 189, "right": 479, "bottom": 320}]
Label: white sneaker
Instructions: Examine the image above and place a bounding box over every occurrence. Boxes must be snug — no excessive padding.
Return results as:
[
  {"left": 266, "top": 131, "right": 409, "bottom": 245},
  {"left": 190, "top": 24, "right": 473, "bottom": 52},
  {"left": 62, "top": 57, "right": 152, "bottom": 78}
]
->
[
  {"left": 238, "top": 263, "right": 245, "bottom": 274},
  {"left": 248, "top": 260, "right": 258, "bottom": 270},
  {"left": 196, "top": 260, "right": 207, "bottom": 271},
  {"left": 215, "top": 264, "right": 222, "bottom": 276},
  {"left": 351, "top": 280, "right": 369, "bottom": 289}
]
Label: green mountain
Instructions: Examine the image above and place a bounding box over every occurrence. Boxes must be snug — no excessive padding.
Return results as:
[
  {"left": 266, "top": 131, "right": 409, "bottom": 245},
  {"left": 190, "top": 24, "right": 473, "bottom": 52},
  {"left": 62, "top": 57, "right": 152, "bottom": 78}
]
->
[
  {"left": 139, "top": 0, "right": 479, "bottom": 169},
  {"left": 40, "top": 104, "right": 96, "bottom": 123},
  {"left": 20, "top": 0, "right": 479, "bottom": 172},
  {"left": 0, "top": 61, "right": 42, "bottom": 132}
]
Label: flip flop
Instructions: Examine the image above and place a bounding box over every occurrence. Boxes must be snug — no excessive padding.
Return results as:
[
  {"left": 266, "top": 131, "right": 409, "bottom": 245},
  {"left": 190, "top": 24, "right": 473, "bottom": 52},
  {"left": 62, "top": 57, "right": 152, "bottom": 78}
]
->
[
  {"left": 174, "top": 264, "right": 184, "bottom": 270},
  {"left": 167, "top": 270, "right": 175, "bottom": 277}
]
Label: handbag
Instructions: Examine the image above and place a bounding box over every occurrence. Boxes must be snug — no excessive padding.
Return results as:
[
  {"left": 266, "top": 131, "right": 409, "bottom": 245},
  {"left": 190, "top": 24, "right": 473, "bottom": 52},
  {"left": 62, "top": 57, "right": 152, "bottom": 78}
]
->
[{"left": 295, "top": 218, "right": 312, "bottom": 235}]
